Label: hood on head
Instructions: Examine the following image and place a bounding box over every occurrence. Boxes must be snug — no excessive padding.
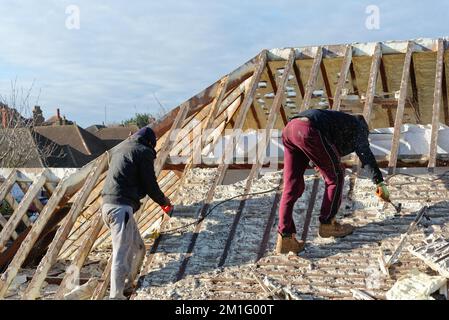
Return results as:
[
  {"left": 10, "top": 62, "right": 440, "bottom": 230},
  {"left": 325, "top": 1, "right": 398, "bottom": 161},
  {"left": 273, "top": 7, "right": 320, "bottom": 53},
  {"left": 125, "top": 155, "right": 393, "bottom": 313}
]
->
[{"left": 133, "top": 126, "right": 157, "bottom": 148}]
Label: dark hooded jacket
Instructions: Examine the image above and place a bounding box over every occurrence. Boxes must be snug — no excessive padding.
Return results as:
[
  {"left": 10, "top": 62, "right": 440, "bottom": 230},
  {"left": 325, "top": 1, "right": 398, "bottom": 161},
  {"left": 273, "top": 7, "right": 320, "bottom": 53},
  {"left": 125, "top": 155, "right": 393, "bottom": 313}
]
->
[
  {"left": 292, "top": 109, "right": 383, "bottom": 184},
  {"left": 101, "top": 127, "right": 166, "bottom": 212}
]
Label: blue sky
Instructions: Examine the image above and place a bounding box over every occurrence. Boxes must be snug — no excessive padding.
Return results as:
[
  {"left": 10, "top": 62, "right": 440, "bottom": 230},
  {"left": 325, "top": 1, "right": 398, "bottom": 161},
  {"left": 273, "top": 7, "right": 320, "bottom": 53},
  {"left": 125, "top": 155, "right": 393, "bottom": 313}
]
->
[{"left": 0, "top": 0, "right": 448, "bottom": 127}]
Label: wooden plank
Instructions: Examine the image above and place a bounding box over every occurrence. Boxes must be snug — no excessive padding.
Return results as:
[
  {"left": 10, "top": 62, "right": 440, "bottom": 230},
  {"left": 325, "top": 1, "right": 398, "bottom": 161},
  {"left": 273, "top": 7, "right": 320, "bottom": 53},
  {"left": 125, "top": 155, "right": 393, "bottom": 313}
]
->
[
  {"left": 0, "top": 170, "right": 17, "bottom": 204},
  {"left": 428, "top": 39, "right": 445, "bottom": 170},
  {"left": 218, "top": 50, "right": 295, "bottom": 267},
  {"left": 442, "top": 63, "right": 449, "bottom": 125},
  {"left": 21, "top": 154, "right": 108, "bottom": 300},
  {"left": 320, "top": 57, "right": 333, "bottom": 108},
  {"left": 301, "top": 177, "right": 320, "bottom": 242},
  {"left": 0, "top": 183, "right": 69, "bottom": 298},
  {"left": 388, "top": 41, "right": 414, "bottom": 174},
  {"left": 54, "top": 211, "right": 104, "bottom": 299},
  {"left": 300, "top": 47, "right": 323, "bottom": 111},
  {"left": 300, "top": 48, "right": 323, "bottom": 111},
  {"left": 292, "top": 61, "right": 305, "bottom": 99},
  {"left": 362, "top": 42, "right": 382, "bottom": 124},
  {"left": 175, "top": 50, "right": 268, "bottom": 281},
  {"left": 409, "top": 55, "right": 420, "bottom": 122},
  {"left": 333, "top": 45, "right": 353, "bottom": 111},
  {"left": 154, "top": 102, "right": 191, "bottom": 175},
  {"left": 255, "top": 178, "right": 283, "bottom": 262},
  {"left": 0, "top": 173, "right": 47, "bottom": 252},
  {"left": 91, "top": 255, "right": 112, "bottom": 300},
  {"left": 17, "top": 182, "right": 44, "bottom": 213}
]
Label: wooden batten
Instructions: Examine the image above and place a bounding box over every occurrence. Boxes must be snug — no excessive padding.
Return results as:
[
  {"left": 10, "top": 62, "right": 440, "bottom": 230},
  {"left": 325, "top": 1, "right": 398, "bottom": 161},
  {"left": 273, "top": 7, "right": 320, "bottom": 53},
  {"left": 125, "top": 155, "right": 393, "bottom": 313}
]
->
[
  {"left": 21, "top": 155, "right": 108, "bottom": 300},
  {"left": 300, "top": 47, "right": 323, "bottom": 111},
  {"left": 428, "top": 39, "right": 445, "bottom": 170},
  {"left": 0, "top": 173, "right": 47, "bottom": 252},
  {"left": 333, "top": 45, "right": 353, "bottom": 111},
  {"left": 388, "top": 41, "right": 415, "bottom": 173}
]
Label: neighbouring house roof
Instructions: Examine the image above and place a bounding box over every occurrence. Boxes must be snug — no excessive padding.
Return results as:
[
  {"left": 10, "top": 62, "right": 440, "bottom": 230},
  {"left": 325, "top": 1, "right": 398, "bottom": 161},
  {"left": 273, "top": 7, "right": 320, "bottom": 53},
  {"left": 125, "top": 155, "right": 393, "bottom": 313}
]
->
[
  {"left": 85, "top": 124, "right": 106, "bottom": 134},
  {"left": 93, "top": 125, "right": 139, "bottom": 148},
  {"left": 33, "top": 125, "right": 107, "bottom": 167},
  {"left": 0, "top": 128, "right": 78, "bottom": 168}
]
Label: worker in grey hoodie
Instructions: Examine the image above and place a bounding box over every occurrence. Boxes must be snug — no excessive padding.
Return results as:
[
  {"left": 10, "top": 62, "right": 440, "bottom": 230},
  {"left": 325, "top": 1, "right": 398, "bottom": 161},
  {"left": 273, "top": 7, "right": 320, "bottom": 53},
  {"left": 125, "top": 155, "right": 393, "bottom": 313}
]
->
[{"left": 101, "top": 126, "right": 171, "bottom": 299}]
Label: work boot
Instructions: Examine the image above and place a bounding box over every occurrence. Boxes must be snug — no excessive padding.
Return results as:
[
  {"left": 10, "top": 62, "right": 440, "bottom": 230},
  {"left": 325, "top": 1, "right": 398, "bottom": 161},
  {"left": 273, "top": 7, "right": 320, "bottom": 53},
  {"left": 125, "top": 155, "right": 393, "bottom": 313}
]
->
[
  {"left": 319, "top": 218, "right": 354, "bottom": 238},
  {"left": 275, "top": 233, "right": 305, "bottom": 254}
]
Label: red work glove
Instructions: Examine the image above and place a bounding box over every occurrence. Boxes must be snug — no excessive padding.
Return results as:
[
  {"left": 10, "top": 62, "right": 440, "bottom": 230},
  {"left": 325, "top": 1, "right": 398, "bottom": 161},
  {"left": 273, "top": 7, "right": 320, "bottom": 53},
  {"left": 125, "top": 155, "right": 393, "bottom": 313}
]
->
[{"left": 160, "top": 197, "right": 173, "bottom": 217}]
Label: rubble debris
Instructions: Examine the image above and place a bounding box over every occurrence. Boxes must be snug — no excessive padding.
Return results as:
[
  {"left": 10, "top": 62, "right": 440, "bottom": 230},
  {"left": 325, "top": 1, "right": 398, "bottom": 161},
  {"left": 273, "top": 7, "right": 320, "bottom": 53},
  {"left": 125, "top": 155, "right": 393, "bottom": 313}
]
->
[
  {"left": 386, "top": 270, "right": 447, "bottom": 300},
  {"left": 350, "top": 289, "right": 376, "bottom": 300},
  {"left": 63, "top": 278, "right": 99, "bottom": 300},
  {"left": 379, "top": 206, "right": 428, "bottom": 275},
  {"left": 408, "top": 236, "right": 449, "bottom": 278}
]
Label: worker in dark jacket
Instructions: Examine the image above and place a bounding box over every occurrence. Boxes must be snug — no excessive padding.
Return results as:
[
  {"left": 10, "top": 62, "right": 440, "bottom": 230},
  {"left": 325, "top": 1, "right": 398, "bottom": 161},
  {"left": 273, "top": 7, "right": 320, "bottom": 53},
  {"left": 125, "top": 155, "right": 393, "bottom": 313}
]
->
[
  {"left": 102, "top": 127, "right": 171, "bottom": 299},
  {"left": 276, "top": 109, "right": 390, "bottom": 254}
]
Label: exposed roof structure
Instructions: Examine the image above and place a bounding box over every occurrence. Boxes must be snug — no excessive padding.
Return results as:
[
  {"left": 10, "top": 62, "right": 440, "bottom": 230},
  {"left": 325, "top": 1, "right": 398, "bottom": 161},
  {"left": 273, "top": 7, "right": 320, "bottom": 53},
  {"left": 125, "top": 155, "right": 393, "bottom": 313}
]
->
[{"left": 0, "top": 38, "right": 449, "bottom": 300}]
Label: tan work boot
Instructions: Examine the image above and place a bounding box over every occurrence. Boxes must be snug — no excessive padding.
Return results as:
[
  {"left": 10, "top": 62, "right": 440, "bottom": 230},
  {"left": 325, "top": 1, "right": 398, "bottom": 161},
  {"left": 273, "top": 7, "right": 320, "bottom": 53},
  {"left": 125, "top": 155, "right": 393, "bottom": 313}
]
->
[
  {"left": 319, "top": 218, "right": 354, "bottom": 238},
  {"left": 276, "top": 234, "right": 305, "bottom": 254}
]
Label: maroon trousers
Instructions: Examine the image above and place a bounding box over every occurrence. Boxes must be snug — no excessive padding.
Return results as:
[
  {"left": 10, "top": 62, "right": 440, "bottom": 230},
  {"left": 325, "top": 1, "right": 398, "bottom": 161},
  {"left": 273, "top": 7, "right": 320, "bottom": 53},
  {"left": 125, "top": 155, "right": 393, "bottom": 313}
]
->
[{"left": 278, "top": 119, "right": 345, "bottom": 235}]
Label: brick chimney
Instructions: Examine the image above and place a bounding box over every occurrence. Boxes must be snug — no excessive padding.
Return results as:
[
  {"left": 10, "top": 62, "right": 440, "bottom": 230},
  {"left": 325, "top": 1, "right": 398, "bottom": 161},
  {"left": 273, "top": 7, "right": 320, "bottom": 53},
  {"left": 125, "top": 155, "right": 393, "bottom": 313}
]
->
[
  {"left": 33, "top": 106, "right": 45, "bottom": 126},
  {"left": 56, "top": 108, "right": 62, "bottom": 125}
]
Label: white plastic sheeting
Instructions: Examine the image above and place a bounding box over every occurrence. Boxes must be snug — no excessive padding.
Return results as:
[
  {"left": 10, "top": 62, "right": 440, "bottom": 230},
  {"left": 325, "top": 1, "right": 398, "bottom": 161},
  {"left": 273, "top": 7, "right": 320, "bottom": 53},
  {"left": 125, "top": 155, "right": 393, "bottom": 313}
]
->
[{"left": 203, "top": 124, "right": 449, "bottom": 163}]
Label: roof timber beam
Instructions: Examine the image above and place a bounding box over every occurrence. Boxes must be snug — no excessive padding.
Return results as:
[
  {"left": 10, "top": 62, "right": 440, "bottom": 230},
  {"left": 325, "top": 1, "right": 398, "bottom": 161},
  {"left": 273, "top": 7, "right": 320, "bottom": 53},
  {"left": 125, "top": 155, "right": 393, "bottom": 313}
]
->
[
  {"left": 301, "top": 47, "right": 323, "bottom": 111},
  {"left": 378, "top": 56, "right": 395, "bottom": 127},
  {"left": 320, "top": 56, "right": 334, "bottom": 109},
  {"left": 409, "top": 55, "right": 421, "bottom": 123},
  {"left": 22, "top": 155, "right": 108, "bottom": 300},
  {"left": 428, "top": 39, "right": 446, "bottom": 171},
  {"left": 218, "top": 49, "right": 296, "bottom": 267},
  {"left": 265, "top": 63, "right": 288, "bottom": 125},
  {"left": 168, "top": 78, "right": 247, "bottom": 157},
  {"left": 388, "top": 41, "right": 415, "bottom": 174},
  {"left": 333, "top": 45, "right": 353, "bottom": 111},
  {"left": 175, "top": 50, "right": 269, "bottom": 282},
  {"left": 442, "top": 62, "right": 449, "bottom": 125},
  {"left": 362, "top": 42, "right": 383, "bottom": 124},
  {"left": 292, "top": 62, "right": 305, "bottom": 99},
  {"left": 0, "top": 173, "right": 48, "bottom": 253},
  {"left": 0, "top": 162, "right": 94, "bottom": 299}
]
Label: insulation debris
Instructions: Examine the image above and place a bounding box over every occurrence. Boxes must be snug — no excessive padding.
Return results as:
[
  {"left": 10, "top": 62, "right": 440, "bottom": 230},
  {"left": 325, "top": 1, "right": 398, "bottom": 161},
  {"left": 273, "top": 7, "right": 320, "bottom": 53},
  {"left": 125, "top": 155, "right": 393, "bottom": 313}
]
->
[{"left": 386, "top": 270, "right": 447, "bottom": 300}]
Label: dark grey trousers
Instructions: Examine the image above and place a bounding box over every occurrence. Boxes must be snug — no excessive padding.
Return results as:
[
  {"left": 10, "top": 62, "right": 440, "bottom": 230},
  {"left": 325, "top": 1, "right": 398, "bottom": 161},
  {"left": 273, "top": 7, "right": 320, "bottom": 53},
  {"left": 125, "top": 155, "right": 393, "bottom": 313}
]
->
[{"left": 101, "top": 203, "right": 145, "bottom": 299}]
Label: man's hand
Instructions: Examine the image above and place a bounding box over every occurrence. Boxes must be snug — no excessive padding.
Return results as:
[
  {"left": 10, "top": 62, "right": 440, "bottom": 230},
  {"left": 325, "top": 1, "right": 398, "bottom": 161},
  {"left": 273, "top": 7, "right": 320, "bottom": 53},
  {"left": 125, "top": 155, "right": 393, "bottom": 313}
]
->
[
  {"left": 375, "top": 182, "right": 390, "bottom": 202},
  {"left": 160, "top": 196, "right": 173, "bottom": 218},
  {"left": 163, "top": 196, "right": 172, "bottom": 206}
]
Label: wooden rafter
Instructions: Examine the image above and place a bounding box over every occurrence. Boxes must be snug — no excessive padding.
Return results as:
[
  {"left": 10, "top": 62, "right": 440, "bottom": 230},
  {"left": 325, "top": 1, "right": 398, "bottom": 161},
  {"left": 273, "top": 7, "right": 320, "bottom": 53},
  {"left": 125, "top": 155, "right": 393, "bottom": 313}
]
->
[
  {"left": 0, "top": 176, "right": 75, "bottom": 298},
  {"left": 175, "top": 50, "right": 268, "bottom": 282},
  {"left": 218, "top": 49, "right": 296, "bottom": 267},
  {"left": 333, "top": 45, "right": 353, "bottom": 111},
  {"left": 428, "top": 39, "right": 446, "bottom": 170},
  {"left": 320, "top": 56, "right": 333, "bottom": 108},
  {"left": 300, "top": 47, "right": 323, "bottom": 111},
  {"left": 388, "top": 41, "right": 414, "bottom": 174},
  {"left": 22, "top": 155, "right": 107, "bottom": 300},
  {"left": 362, "top": 42, "right": 382, "bottom": 124},
  {"left": 0, "top": 173, "right": 47, "bottom": 252},
  {"left": 409, "top": 55, "right": 421, "bottom": 122}
]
